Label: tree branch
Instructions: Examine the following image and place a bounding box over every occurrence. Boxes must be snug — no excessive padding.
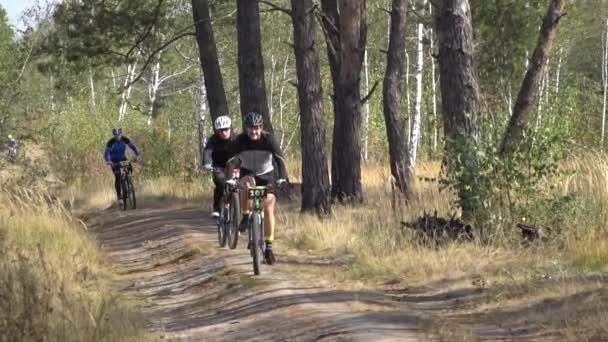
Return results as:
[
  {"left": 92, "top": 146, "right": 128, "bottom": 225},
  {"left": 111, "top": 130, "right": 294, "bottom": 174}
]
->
[
  {"left": 117, "top": 31, "right": 196, "bottom": 93},
  {"left": 361, "top": 80, "right": 379, "bottom": 105},
  {"left": 125, "top": 0, "right": 165, "bottom": 60},
  {"left": 259, "top": 0, "right": 292, "bottom": 16}
]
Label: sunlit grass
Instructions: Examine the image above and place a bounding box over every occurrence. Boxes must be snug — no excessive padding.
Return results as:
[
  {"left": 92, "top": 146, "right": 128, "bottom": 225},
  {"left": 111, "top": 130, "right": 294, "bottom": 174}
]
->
[{"left": 0, "top": 188, "right": 151, "bottom": 341}]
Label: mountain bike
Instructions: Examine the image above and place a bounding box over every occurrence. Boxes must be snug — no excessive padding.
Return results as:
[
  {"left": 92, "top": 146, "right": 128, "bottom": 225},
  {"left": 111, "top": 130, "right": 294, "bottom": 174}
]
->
[
  {"left": 117, "top": 160, "right": 136, "bottom": 211},
  {"left": 217, "top": 168, "right": 240, "bottom": 249},
  {"left": 244, "top": 185, "right": 268, "bottom": 275}
]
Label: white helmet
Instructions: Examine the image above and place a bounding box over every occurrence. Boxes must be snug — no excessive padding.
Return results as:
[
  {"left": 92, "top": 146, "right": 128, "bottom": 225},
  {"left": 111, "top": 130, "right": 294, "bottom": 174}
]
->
[
  {"left": 214, "top": 115, "right": 232, "bottom": 130},
  {"left": 7, "top": 135, "right": 12, "bottom": 140}
]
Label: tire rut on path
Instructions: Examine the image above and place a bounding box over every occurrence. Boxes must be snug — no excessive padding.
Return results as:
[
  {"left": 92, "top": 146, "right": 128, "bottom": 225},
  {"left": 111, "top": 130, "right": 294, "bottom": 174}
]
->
[{"left": 86, "top": 206, "right": 433, "bottom": 341}]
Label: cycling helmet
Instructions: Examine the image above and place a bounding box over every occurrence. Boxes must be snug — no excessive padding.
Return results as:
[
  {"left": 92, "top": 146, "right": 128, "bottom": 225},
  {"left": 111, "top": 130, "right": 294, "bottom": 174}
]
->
[
  {"left": 244, "top": 112, "right": 264, "bottom": 127},
  {"left": 214, "top": 115, "right": 232, "bottom": 130},
  {"left": 112, "top": 127, "right": 122, "bottom": 136},
  {"left": 7, "top": 135, "right": 12, "bottom": 140}
]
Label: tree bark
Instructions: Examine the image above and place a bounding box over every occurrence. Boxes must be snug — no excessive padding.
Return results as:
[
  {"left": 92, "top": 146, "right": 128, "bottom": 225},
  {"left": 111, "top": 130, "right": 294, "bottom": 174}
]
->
[
  {"left": 236, "top": 0, "right": 273, "bottom": 133},
  {"left": 321, "top": 0, "right": 367, "bottom": 203},
  {"left": 435, "top": 0, "right": 481, "bottom": 220},
  {"left": 382, "top": 0, "right": 409, "bottom": 196},
  {"left": 499, "top": 0, "right": 566, "bottom": 155},
  {"left": 320, "top": 0, "right": 342, "bottom": 199},
  {"left": 291, "top": 0, "right": 332, "bottom": 215},
  {"left": 191, "top": 0, "right": 230, "bottom": 122}
]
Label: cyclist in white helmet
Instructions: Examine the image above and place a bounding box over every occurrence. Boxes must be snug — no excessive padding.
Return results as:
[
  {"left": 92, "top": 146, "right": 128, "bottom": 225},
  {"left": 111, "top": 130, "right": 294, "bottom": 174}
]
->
[{"left": 202, "top": 115, "right": 235, "bottom": 218}]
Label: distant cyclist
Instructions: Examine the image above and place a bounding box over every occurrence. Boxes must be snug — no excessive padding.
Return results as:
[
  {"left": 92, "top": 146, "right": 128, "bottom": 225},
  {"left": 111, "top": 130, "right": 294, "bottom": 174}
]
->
[
  {"left": 104, "top": 128, "right": 141, "bottom": 207},
  {"left": 226, "top": 112, "right": 288, "bottom": 265},
  {"left": 202, "top": 115, "right": 235, "bottom": 219},
  {"left": 7, "top": 135, "right": 17, "bottom": 161}
]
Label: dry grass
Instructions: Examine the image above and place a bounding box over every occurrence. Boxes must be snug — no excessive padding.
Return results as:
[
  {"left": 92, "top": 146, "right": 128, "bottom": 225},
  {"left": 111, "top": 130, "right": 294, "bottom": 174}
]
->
[
  {"left": 278, "top": 154, "right": 608, "bottom": 339},
  {"left": 0, "top": 188, "right": 152, "bottom": 342},
  {"left": 62, "top": 155, "right": 608, "bottom": 339}
]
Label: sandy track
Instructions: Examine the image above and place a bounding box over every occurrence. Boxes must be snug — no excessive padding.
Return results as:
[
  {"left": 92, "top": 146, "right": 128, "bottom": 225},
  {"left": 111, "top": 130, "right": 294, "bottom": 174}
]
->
[{"left": 86, "top": 206, "right": 432, "bottom": 341}]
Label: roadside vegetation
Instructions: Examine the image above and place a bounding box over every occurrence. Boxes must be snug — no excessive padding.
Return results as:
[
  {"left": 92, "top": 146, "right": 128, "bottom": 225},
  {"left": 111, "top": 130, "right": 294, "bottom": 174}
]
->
[{"left": 0, "top": 188, "right": 151, "bottom": 342}]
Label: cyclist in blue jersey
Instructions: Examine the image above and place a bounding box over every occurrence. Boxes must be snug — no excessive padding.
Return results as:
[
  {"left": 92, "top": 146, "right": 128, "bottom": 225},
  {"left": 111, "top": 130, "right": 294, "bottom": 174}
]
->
[
  {"left": 7, "top": 135, "right": 17, "bottom": 161},
  {"left": 104, "top": 128, "right": 141, "bottom": 206}
]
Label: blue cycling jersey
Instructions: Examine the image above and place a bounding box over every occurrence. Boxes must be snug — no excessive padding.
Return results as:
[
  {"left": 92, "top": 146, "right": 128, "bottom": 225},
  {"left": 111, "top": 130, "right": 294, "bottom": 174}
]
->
[{"left": 104, "top": 136, "right": 140, "bottom": 162}]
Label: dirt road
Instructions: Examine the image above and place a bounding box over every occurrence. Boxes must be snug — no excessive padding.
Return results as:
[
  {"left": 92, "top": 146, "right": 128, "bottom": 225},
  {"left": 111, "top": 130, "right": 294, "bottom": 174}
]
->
[{"left": 86, "top": 206, "right": 437, "bottom": 341}]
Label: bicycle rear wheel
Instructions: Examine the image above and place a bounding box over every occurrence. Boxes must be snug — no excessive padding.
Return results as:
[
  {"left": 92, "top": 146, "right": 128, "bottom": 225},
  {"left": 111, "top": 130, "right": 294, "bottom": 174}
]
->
[
  {"left": 227, "top": 192, "right": 240, "bottom": 249},
  {"left": 251, "top": 213, "right": 263, "bottom": 275}
]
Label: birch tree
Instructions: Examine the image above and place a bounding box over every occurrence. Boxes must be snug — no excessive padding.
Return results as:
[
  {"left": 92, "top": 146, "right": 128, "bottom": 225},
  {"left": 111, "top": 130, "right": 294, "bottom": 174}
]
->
[
  {"left": 408, "top": 0, "right": 426, "bottom": 173},
  {"left": 602, "top": 18, "right": 608, "bottom": 145}
]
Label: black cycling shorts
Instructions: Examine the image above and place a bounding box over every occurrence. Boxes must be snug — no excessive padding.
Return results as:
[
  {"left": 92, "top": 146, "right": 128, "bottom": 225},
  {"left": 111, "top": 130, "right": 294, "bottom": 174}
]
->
[{"left": 239, "top": 168, "right": 275, "bottom": 194}]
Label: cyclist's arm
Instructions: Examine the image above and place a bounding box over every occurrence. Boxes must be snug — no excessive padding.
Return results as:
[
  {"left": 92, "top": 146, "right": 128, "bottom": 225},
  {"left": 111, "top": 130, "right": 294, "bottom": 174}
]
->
[
  {"left": 202, "top": 137, "right": 216, "bottom": 167},
  {"left": 268, "top": 134, "right": 288, "bottom": 180},
  {"left": 123, "top": 137, "right": 140, "bottom": 157},
  {"left": 104, "top": 141, "right": 112, "bottom": 162},
  {"left": 225, "top": 136, "right": 244, "bottom": 179}
]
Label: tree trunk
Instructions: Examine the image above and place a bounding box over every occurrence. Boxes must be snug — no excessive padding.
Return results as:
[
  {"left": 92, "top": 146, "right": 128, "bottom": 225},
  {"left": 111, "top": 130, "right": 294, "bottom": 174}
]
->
[
  {"left": 236, "top": 0, "right": 273, "bottom": 132},
  {"left": 332, "top": 0, "right": 367, "bottom": 203},
  {"left": 320, "top": 0, "right": 342, "bottom": 199},
  {"left": 435, "top": 0, "right": 481, "bottom": 220},
  {"left": 119, "top": 58, "right": 138, "bottom": 122},
  {"left": 409, "top": 0, "right": 425, "bottom": 173},
  {"left": 191, "top": 0, "right": 230, "bottom": 122},
  {"left": 383, "top": 0, "right": 410, "bottom": 196},
  {"left": 147, "top": 58, "right": 161, "bottom": 126},
  {"left": 499, "top": 0, "right": 566, "bottom": 155},
  {"left": 291, "top": 0, "right": 332, "bottom": 215},
  {"left": 363, "top": 48, "right": 370, "bottom": 161},
  {"left": 429, "top": 3, "right": 438, "bottom": 154},
  {"left": 602, "top": 19, "right": 608, "bottom": 146},
  {"left": 89, "top": 66, "right": 96, "bottom": 112}
]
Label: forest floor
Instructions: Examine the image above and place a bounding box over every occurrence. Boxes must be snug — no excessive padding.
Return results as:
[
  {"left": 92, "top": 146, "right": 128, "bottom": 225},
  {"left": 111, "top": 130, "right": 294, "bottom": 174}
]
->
[{"left": 81, "top": 190, "right": 608, "bottom": 341}]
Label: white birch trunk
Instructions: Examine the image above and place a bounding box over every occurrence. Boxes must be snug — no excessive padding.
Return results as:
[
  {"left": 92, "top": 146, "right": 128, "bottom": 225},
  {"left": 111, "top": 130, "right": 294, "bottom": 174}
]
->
[
  {"left": 147, "top": 58, "right": 161, "bottom": 126},
  {"left": 363, "top": 47, "right": 370, "bottom": 161},
  {"left": 269, "top": 53, "right": 277, "bottom": 122},
  {"left": 197, "top": 68, "right": 208, "bottom": 165},
  {"left": 119, "top": 58, "right": 139, "bottom": 122},
  {"left": 429, "top": 1, "right": 438, "bottom": 153},
  {"left": 279, "top": 56, "right": 289, "bottom": 149},
  {"left": 405, "top": 47, "right": 411, "bottom": 146},
  {"left": 50, "top": 74, "right": 55, "bottom": 111},
  {"left": 408, "top": 0, "right": 425, "bottom": 172},
  {"left": 603, "top": 18, "right": 608, "bottom": 145},
  {"left": 555, "top": 47, "right": 563, "bottom": 94},
  {"left": 89, "top": 66, "right": 96, "bottom": 112}
]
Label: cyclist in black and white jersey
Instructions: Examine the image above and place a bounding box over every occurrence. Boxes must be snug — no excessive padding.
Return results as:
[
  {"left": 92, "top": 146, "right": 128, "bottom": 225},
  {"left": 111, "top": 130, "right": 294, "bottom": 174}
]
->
[
  {"left": 226, "top": 112, "right": 288, "bottom": 265},
  {"left": 202, "top": 115, "right": 235, "bottom": 219}
]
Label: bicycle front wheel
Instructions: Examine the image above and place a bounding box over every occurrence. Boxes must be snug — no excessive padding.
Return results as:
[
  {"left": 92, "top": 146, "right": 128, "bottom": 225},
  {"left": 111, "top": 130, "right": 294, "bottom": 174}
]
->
[
  {"left": 217, "top": 201, "right": 228, "bottom": 247},
  {"left": 121, "top": 176, "right": 129, "bottom": 211},
  {"left": 251, "top": 213, "right": 263, "bottom": 275},
  {"left": 125, "top": 175, "right": 136, "bottom": 209},
  {"left": 227, "top": 192, "right": 240, "bottom": 250}
]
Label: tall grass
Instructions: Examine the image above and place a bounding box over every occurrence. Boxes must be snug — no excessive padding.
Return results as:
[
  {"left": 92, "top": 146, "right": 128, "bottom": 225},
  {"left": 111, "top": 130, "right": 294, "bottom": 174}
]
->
[
  {"left": 0, "top": 188, "right": 150, "bottom": 342},
  {"left": 281, "top": 154, "right": 608, "bottom": 283}
]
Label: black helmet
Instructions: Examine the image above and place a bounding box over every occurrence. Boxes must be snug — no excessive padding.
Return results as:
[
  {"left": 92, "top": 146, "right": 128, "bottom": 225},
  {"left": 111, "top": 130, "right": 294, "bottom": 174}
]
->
[{"left": 244, "top": 112, "right": 264, "bottom": 127}]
